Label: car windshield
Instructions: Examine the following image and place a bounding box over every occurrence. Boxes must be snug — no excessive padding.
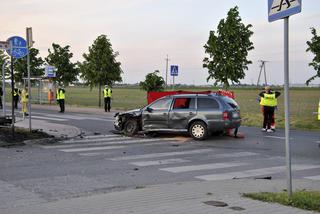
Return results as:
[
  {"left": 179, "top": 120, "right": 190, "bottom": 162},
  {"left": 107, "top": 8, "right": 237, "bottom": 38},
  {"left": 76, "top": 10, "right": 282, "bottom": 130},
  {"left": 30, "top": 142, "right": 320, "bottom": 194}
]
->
[{"left": 220, "top": 96, "right": 240, "bottom": 110}]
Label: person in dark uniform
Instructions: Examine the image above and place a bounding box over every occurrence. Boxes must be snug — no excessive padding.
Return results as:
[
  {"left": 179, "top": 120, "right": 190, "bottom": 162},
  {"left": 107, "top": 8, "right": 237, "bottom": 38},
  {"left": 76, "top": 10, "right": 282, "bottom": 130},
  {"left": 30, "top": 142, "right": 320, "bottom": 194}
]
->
[
  {"left": 56, "top": 86, "right": 65, "bottom": 113},
  {"left": 103, "top": 85, "right": 112, "bottom": 112},
  {"left": 259, "top": 86, "right": 281, "bottom": 133},
  {"left": 0, "top": 86, "right": 3, "bottom": 109},
  {"left": 13, "top": 88, "right": 21, "bottom": 109}
]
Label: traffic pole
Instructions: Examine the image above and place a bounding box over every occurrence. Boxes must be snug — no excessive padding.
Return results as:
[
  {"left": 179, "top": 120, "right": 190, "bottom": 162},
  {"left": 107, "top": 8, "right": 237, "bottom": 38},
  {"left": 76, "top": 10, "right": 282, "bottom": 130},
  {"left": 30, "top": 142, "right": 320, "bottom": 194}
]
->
[{"left": 284, "top": 17, "right": 292, "bottom": 198}]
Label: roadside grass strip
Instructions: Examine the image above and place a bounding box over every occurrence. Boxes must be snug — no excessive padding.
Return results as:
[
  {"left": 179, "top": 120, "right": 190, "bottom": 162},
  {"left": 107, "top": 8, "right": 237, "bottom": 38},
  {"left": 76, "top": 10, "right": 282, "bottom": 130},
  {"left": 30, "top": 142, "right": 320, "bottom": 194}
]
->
[
  {"left": 243, "top": 191, "right": 320, "bottom": 212},
  {"left": 195, "top": 165, "right": 320, "bottom": 181}
]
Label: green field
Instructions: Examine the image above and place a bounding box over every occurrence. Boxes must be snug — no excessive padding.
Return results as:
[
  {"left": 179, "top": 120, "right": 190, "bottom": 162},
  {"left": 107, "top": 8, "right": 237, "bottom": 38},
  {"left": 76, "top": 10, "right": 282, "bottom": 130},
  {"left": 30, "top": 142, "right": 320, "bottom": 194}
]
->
[{"left": 4, "top": 86, "right": 320, "bottom": 131}]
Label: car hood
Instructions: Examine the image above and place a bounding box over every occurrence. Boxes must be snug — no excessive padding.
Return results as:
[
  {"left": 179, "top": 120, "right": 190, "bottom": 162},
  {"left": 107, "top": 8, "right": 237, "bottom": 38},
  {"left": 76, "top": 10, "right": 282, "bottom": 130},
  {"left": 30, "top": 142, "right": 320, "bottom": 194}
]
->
[{"left": 117, "top": 108, "right": 142, "bottom": 117}]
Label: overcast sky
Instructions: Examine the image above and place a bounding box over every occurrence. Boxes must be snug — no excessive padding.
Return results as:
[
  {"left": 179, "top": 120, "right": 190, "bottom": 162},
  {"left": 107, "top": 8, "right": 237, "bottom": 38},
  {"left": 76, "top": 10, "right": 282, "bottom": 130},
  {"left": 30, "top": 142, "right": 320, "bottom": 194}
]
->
[{"left": 1, "top": 0, "right": 319, "bottom": 85}]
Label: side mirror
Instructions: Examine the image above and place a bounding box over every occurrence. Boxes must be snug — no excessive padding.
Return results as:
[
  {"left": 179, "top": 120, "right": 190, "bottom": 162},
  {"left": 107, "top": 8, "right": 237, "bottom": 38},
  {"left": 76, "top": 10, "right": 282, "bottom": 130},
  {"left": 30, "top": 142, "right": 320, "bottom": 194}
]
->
[{"left": 146, "top": 107, "right": 153, "bottom": 113}]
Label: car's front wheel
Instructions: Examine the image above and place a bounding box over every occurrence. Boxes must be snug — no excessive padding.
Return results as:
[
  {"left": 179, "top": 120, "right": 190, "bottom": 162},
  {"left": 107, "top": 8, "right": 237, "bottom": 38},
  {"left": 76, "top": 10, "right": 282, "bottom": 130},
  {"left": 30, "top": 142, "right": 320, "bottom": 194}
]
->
[
  {"left": 189, "top": 121, "right": 208, "bottom": 140},
  {"left": 123, "top": 119, "right": 139, "bottom": 136}
]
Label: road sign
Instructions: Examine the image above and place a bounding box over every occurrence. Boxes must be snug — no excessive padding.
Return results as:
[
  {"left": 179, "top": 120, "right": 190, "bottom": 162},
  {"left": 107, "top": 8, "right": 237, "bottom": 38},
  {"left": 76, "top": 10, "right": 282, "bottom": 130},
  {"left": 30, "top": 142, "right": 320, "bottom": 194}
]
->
[
  {"left": 6, "top": 36, "right": 28, "bottom": 59},
  {"left": 170, "top": 65, "right": 178, "bottom": 76},
  {"left": 0, "top": 41, "right": 10, "bottom": 50},
  {"left": 268, "top": 0, "right": 301, "bottom": 22},
  {"left": 45, "top": 65, "right": 57, "bottom": 78}
]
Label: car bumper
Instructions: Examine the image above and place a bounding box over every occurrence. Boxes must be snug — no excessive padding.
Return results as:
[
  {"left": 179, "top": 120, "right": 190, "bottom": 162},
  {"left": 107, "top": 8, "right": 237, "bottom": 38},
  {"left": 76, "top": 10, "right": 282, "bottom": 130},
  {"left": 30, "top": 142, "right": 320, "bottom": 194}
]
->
[{"left": 114, "top": 115, "right": 123, "bottom": 131}]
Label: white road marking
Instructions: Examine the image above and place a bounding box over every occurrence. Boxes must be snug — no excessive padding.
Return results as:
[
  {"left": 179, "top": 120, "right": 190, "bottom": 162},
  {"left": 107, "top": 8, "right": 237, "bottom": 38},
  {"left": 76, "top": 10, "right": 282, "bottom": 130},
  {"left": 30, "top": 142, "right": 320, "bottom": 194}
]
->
[
  {"left": 305, "top": 175, "right": 320, "bottom": 181},
  {"left": 59, "top": 146, "right": 124, "bottom": 152},
  {"left": 78, "top": 152, "right": 113, "bottom": 157},
  {"left": 130, "top": 159, "right": 191, "bottom": 167},
  {"left": 195, "top": 165, "right": 320, "bottom": 181},
  {"left": 160, "top": 162, "right": 248, "bottom": 173},
  {"left": 264, "top": 136, "right": 286, "bottom": 139},
  {"left": 212, "top": 152, "right": 258, "bottom": 159},
  {"left": 31, "top": 116, "right": 68, "bottom": 121},
  {"left": 82, "top": 134, "right": 119, "bottom": 139},
  {"left": 110, "top": 149, "right": 213, "bottom": 161},
  {"left": 40, "top": 138, "right": 178, "bottom": 149},
  {"left": 62, "top": 136, "right": 132, "bottom": 144}
]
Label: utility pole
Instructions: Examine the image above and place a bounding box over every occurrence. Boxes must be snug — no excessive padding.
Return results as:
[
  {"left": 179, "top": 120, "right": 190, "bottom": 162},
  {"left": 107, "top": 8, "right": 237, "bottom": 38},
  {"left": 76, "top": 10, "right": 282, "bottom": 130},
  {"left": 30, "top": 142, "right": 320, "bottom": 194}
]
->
[
  {"left": 26, "top": 27, "right": 33, "bottom": 132},
  {"left": 165, "top": 55, "right": 170, "bottom": 87},
  {"left": 257, "top": 60, "right": 268, "bottom": 86}
]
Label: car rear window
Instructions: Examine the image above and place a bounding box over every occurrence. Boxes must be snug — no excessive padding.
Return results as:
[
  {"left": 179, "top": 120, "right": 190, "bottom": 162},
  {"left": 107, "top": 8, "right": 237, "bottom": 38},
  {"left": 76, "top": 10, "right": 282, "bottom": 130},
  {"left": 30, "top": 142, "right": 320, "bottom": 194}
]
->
[
  {"left": 220, "top": 96, "right": 239, "bottom": 110},
  {"left": 197, "top": 98, "right": 220, "bottom": 109}
]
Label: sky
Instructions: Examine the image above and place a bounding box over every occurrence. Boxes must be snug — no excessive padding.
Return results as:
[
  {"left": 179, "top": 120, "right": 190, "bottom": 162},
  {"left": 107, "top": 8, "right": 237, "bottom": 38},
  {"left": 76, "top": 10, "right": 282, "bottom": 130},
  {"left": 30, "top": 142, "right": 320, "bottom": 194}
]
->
[{"left": 0, "top": 0, "right": 320, "bottom": 85}]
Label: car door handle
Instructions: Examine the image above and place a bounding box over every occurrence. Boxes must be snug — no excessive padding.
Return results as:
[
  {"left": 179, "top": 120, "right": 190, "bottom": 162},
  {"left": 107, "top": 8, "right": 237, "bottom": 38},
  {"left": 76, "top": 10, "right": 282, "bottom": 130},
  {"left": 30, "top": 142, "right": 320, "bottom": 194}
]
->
[
  {"left": 189, "top": 112, "right": 194, "bottom": 115},
  {"left": 163, "top": 113, "right": 167, "bottom": 115}
]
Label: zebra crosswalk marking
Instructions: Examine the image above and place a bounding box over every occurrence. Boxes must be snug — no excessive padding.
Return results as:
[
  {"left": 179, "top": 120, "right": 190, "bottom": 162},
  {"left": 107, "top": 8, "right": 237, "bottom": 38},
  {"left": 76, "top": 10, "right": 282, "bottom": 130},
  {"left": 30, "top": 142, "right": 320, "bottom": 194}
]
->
[
  {"left": 62, "top": 136, "right": 132, "bottom": 144},
  {"left": 31, "top": 116, "right": 68, "bottom": 121},
  {"left": 304, "top": 175, "right": 320, "bottom": 181},
  {"left": 130, "top": 159, "right": 191, "bottom": 167},
  {"left": 195, "top": 164, "right": 320, "bottom": 181},
  {"left": 41, "top": 138, "right": 179, "bottom": 149},
  {"left": 110, "top": 149, "right": 213, "bottom": 161},
  {"left": 59, "top": 146, "right": 125, "bottom": 153},
  {"left": 160, "top": 162, "right": 249, "bottom": 173},
  {"left": 82, "top": 134, "right": 120, "bottom": 139},
  {"left": 211, "top": 152, "right": 258, "bottom": 158}
]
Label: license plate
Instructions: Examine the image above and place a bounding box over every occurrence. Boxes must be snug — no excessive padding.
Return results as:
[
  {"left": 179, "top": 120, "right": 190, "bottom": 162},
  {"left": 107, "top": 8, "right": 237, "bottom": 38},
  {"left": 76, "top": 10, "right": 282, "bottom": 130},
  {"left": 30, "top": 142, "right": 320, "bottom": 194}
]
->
[{"left": 232, "top": 112, "right": 239, "bottom": 118}]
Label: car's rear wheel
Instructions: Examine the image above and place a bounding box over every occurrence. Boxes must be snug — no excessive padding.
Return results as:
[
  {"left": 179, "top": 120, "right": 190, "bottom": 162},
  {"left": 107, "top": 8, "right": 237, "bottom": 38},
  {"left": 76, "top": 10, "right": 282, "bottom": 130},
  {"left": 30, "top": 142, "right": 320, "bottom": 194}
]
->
[
  {"left": 123, "top": 119, "right": 139, "bottom": 136},
  {"left": 189, "top": 121, "right": 208, "bottom": 140}
]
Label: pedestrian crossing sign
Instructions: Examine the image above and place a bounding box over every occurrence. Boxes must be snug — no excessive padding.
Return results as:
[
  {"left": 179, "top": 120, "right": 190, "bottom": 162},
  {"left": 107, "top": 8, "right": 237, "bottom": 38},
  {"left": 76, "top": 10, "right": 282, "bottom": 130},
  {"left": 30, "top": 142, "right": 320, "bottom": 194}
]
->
[
  {"left": 268, "top": 0, "right": 301, "bottom": 22},
  {"left": 170, "top": 65, "right": 179, "bottom": 76}
]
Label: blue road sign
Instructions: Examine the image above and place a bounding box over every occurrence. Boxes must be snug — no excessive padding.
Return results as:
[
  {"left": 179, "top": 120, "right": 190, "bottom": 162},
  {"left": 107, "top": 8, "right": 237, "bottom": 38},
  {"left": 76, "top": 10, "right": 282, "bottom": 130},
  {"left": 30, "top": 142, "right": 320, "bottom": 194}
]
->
[
  {"left": 268, "top": 0, "right": 301, "bottom": 22},
  {"left": 6, "top": 36, "right": 28, "bottom": 59},
  {"left": 170, "top": 65, "right": 178, "bottom": 76}
]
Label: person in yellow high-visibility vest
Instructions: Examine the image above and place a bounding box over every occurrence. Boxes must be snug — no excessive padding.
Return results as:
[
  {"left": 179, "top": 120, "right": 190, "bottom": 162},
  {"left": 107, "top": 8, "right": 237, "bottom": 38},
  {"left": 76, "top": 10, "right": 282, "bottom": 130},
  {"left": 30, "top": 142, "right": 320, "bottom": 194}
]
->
[
  {"left": 318, "top": 99, "right": 320, "bottom": 121},
  {"left": 259, "top": 86, "right": 281, "bottom": 133},
  {"left": 20, "top": 86, "right": 29, "bottom": 117},
  {"left": 56, "top": 86, "right": 66, "bottom": 113},
  {"left": 103, "top": 85, "right": 112, "bottom": 112}
]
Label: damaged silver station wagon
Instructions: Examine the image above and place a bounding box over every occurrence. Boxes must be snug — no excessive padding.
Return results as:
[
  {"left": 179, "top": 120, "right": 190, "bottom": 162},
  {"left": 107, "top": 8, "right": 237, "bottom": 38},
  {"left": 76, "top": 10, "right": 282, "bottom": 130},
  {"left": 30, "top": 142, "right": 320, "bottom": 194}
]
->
[{"left": 114, "top": 93, "right": 241, "bottom": 140}]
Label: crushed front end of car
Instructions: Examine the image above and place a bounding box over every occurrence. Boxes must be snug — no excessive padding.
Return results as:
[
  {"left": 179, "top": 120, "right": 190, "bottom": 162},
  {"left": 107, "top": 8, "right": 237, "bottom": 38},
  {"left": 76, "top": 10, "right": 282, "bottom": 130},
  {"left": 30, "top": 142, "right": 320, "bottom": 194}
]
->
[{"left": 114, "top": 109, "right": 143, "bottom": 133}]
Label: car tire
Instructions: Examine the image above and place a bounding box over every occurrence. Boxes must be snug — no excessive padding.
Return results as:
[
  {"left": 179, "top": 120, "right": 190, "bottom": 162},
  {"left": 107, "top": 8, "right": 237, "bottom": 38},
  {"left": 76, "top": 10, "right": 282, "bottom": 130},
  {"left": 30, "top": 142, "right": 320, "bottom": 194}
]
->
[
  {"left": 123, "top": 119, "right": 139, "bottom": 136},
  {"left": 189, "top": 121, "right": 208, "bottom": 140}
]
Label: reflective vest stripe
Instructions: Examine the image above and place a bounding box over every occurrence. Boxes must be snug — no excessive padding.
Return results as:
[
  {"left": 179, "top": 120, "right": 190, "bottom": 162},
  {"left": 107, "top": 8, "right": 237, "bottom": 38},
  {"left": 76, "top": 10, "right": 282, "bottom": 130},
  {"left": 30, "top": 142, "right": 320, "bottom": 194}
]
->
[{"left": 263, "top": 93, "right": 277, "bottom": 107}]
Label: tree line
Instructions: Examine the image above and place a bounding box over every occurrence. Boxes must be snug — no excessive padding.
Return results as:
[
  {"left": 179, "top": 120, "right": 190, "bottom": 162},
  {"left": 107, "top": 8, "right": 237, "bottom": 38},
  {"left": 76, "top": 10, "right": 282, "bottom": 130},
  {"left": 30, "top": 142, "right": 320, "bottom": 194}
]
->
[
  {"left": 0, "top": 35, "right": 122, "bottom": 88},
  {"left": 1, "top": 7, "right": 319, "bottom": 94}
]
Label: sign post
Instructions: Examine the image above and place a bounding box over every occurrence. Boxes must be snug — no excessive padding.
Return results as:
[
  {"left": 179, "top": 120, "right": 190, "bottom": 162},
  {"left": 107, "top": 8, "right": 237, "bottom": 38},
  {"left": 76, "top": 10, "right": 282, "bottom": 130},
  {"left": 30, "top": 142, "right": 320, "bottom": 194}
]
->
[
  {"left": 268, "top": 0, "right": 302, "bottom": 198},
  {"left": 26, "top": 27, "right": 33, "bottom": 132},
  {"left": 6, "top": 36, "right": 29, "bottom": 138},
  {"left": 170, "top": 65, "right": 178, "bottom": 90}
]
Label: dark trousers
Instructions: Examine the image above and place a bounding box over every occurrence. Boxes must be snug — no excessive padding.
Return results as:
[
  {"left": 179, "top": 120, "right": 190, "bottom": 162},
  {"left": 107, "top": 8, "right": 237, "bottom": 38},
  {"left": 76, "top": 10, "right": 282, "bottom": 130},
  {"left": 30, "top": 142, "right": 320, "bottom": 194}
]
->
[
  {"left": 58, "top": 99, "right": 65, "bottom": 112},
  {"left": 0, "top": 96, "right": 2, "bottom": 108},
  {"left": 104, "top": 97, "right": 111, "bottom": 112},
  {"left": 13, "top": 96, "right": 19, "bottom": 109},
  {"left": 263, "top": 106, "right": 275, "bottom": 129}
]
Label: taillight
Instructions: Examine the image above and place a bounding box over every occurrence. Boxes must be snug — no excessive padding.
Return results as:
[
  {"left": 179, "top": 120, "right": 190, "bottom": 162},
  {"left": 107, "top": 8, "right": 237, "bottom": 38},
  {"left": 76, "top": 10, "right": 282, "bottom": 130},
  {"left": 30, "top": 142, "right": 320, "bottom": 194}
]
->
[{"left": 223, "top": 111, "right": 229, "bottom": 120}]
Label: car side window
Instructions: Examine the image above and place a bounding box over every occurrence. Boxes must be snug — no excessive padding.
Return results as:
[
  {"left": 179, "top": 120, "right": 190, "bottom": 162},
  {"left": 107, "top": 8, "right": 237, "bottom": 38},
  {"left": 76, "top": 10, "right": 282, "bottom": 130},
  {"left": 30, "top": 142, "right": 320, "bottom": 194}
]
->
[
  {"left": 173, "top": 98, "right": 195, "bottom": 109},
  {"left": 149, "top": 98, "right": 172, "bottom": 110},
  {"left": 197, "top": 98, "right": 220, "bottom": 109}
]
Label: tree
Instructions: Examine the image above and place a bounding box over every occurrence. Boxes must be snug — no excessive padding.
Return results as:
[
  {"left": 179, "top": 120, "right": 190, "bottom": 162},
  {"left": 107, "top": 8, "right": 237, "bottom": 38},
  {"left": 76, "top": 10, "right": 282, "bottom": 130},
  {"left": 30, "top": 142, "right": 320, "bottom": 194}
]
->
[
  {"left": 139, "top": 70, "right": 165, "bottom": 92},
  {"left": 0, "top": 50, "right": 9, "bottom": 82},
  {"left": 79, "top": 35, "right": 122, "bottom": 107},
  {"left": 203, "top": 6, "right": 254, "bottom": 88},
  {"left": 45, "top": 43, "right": 79, "bottom": 85},
  {"left": 306, "top": 27, "right": 320, "bottom": 85},
  {"left": 13, "top": 48, "right": 45, "bottom": 83}
]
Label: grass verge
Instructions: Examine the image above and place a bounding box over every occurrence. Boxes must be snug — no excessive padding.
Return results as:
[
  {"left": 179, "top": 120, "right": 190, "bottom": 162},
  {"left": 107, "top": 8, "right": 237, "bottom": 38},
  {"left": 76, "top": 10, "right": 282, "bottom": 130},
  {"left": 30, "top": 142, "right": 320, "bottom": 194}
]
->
[{"left": 243, "top": 191, "right": 320, "bottom": 212}]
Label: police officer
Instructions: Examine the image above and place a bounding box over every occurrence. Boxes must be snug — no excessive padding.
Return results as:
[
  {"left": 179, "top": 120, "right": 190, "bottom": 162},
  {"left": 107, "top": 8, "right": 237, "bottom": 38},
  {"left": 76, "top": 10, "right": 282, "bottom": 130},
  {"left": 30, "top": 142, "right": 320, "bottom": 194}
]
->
[
  {"left": 56, "top": 86, "right": 65, "bottom": 113},
  {"left": 20, "top": 86, "right": 29, "bottom": 117},
  {"left": 259, "top": 86, "right": 281, "bottom": 133},
  {"left": 0, "top": 86, "right": 3, "bottom": 109},
  {"left": 13, "top": 88, "right": 21, "bottom": 109},
  {"left": 103, "top": 85, "right": 112, "bottom": 112}
]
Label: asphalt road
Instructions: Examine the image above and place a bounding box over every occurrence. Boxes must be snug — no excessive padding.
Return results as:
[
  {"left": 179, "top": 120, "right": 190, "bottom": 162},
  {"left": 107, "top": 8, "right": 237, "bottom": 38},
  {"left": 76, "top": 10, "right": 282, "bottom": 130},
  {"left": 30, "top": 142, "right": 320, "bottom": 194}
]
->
[{"left": 0, "top": 107, "right": 319, "bottom": 209}]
